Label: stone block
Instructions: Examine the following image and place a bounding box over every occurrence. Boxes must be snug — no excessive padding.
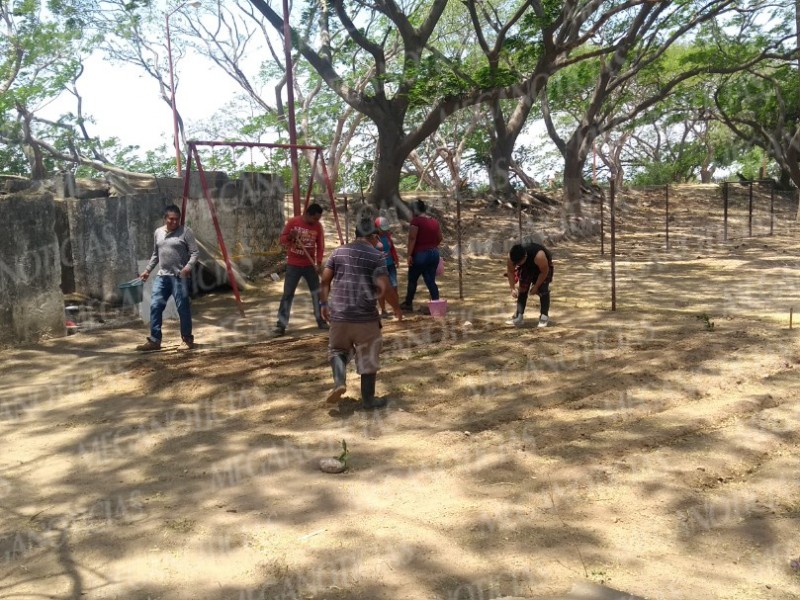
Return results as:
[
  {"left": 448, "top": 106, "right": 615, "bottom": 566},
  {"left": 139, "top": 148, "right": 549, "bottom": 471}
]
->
[
  {"left": 53, "top": 172, "right": 76, "bottom": 199},
  {"left": 66, "top": 196, "right": 138, "bottom": 303},
  {"left": 53, "top": 199, "right": 74, "bottom": 294},
  {"left": 73, "top": 178, "right": 110, "bottom": 199},
  {"left": 184, "top": 172, "right": 284, "bottom": 277},
  {"left": 3, "top": 176, "right": 34, "bottom": 193},
  {"left": 0, "top": 193, "right": 65, "bottom": 346},
  {"left": 189, "top": 170, "right": 228, "bottom": 198},
  {"left": 124, "top": 195, "right": 173, "bottom": 262}
]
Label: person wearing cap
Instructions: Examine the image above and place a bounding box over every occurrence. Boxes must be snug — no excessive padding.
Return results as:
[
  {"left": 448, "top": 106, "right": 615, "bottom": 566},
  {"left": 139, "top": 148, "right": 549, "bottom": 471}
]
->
[
  {"left": 374, "top": 216, "right": 399, "bottom": 318},
  {"left": 319, "top": 217, "right": 403, "bottom": 409}
]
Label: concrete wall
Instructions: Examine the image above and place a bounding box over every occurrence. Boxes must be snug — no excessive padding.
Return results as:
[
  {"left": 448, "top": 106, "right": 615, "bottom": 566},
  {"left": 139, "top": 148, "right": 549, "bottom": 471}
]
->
[
  {"left": 66, "top": 196, "right": 139, "bottom": 303},
  {"left": 125, "top": 194, "right": 173, "bottom": 264},
  {"left": 184, "top": 172, "right": 284, "bottom": 278},
  {"left": 0, "top": 193, "right": 65, "bottom": 345},
  {"left": 0, "top": 170, "right": 284, "bottom": 345},
  {"left": 53, "top": 199, "right": 74, "bottom": 294},
  {"left": 63, "top": 171, "right": 284, "bottom": 302}
]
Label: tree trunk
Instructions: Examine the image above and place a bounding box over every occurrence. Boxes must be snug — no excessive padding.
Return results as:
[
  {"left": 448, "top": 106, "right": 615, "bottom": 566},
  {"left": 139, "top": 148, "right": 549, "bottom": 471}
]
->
[
  {"left": 488, "top": 138, "right": 515, "bottom": 197},
  {"left": 510, "top": 158, "right": 538, "bottom": 189},
  {"left": 488, "top": 104, "right": 516, "bottom": 198},
  {"left": 783, "top": 143, "right": 800, "bottom": 191},
  {"left": 18, "top": 106, "right": 46, "bottom": 179},
  {"left": 611, "top": 143, "right": 624, "bottom": 190},
  {"left": 562, "top": 144, "right": 586, "bottom": 220},
  {"left": 369, "top": 129, "right": 409, "bottom": 215},
  {"left": 699, "top": 165, "right": 715, "bottom": 183},
  {"left": 487, "top": 96, "right": 537, "bottom": 198},
  {"left": 778, "top": 166, "right": 793, "bottom": 190}
]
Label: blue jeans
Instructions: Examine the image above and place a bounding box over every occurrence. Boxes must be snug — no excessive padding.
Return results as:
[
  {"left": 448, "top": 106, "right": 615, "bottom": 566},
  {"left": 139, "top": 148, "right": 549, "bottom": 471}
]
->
[
  {"left": 404, "top": 248, "right": 440, "bottom": 304},
  {"left": 149, "top": 275, "right": 193, "bottom": 343},
  {"left": 386, "top": 264, "right": 398, "bottom": 288},
  {"left": 277, "top": 265, "right": 323, "bottom": 329}
]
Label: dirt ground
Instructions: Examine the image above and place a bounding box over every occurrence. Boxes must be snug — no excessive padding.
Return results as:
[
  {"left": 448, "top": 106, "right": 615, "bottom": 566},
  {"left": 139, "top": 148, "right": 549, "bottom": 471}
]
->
[{"left": 2, "top": 184, "right": 800, "bottom": 600}]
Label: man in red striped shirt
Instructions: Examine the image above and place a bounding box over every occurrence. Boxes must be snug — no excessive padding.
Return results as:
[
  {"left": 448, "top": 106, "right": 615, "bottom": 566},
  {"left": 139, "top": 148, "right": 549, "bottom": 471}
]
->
[{"left": 274, "top": 203, "right": 328, "bottom": 336}]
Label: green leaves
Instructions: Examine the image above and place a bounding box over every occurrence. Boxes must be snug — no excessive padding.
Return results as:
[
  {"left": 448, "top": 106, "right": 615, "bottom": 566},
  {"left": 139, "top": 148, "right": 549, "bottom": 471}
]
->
[{"left": 406, "top": 56, "right": 470, "bottom": 107}]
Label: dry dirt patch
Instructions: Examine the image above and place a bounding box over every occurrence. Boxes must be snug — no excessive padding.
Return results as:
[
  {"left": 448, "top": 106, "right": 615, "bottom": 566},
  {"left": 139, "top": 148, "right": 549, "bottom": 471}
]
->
[{"left": 1, "top": 186, "right": 799, "bottom": 600}]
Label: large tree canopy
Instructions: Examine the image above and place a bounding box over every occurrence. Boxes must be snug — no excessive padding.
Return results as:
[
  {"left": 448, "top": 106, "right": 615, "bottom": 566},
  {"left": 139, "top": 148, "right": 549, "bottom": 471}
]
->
[
  {"left": 2, "top": 0, "right": 800, "bottom": 213},
  {"left": 247, "top": 0, "right": 568, "bottom": 208}
]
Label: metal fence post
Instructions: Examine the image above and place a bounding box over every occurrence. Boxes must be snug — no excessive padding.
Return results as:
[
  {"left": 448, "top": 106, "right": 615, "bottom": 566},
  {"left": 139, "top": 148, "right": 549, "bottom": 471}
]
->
[
  {"left": 723, "top": 182, "right": 728, "bottom": 241},
  {"left": 610, "top": 180, "right": 616, "bottom": 312},
  {"left": 600, "top": 189, "right": 605, "bottom": 256},
  {"left": 665, "top": 183, "right": 670, "bottom": 250}
]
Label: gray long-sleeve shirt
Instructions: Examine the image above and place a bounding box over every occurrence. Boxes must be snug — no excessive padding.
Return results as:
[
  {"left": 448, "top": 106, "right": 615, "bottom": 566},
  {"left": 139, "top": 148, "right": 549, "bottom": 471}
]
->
[{"left": 145, "top": 225, "right": 200, "bottom": 277}]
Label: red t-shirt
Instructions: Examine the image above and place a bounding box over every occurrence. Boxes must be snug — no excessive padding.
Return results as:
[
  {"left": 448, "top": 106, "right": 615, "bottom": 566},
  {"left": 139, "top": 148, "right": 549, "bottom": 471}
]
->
[
  {"left": 410, "top": 215, "right": 441, "bottom": 253},
  {"left": 280, "top": 216, "right": 325, "bottom": 267}
]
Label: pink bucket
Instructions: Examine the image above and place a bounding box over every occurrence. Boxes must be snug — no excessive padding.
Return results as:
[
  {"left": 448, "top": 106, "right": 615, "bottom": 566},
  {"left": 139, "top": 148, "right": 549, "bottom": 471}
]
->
[{"left": 428, "top": 299, "right": 447, "bottom": 317}]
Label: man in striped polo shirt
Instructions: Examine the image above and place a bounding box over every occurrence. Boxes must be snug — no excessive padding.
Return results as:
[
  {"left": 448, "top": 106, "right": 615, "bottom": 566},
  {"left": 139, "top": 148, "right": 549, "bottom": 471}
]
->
[{"left": 319, "top": 217, "right": 403, "bottom": 409}]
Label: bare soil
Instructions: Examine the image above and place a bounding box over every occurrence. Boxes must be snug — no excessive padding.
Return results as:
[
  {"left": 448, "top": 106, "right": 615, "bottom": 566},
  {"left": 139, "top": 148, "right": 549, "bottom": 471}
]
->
[{"left": 1, "top": 184, "right": 799, "bottom": 600}]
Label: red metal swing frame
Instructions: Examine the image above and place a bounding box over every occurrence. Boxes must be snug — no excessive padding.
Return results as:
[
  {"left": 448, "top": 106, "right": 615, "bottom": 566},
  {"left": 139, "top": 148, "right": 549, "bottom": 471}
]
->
[{"left": 179, "top": 139, "right": 344, "bottom": 317}]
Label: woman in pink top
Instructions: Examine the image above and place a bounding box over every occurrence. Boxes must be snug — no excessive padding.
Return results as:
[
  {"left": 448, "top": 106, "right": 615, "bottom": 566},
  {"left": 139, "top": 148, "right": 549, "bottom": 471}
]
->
[{"left": 399, "top": 199, "right": 442, "bottom": 311}]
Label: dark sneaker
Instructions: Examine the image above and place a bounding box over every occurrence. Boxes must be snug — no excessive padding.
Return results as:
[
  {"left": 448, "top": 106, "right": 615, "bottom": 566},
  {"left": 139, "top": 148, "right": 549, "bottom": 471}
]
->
[
  {"left": 326, "top": 385, "right": 347, "bottom": 404},
  {"left": 380, "top": 311, "right": 393, "bottom": 319},
  {"left": 398, "top": 302, "right": 412, "bottom": 312},
  {"left": 317, "top": 322, "right": 330, "bottom": 330},
  {"left": 273, "top": 325, "right": 286, "bottom": 336},
  {"left": 135, "top": 339, "right": 161, "bottom": 352},
  {"left": 178, "top": 337, "right": 195, "bottom": 351}
]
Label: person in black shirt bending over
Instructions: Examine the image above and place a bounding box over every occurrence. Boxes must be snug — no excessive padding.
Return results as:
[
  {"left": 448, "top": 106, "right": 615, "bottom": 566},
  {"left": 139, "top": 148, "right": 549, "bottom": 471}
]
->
[{"left": 505, "top": 242, "right": 553, "bottom": 328}]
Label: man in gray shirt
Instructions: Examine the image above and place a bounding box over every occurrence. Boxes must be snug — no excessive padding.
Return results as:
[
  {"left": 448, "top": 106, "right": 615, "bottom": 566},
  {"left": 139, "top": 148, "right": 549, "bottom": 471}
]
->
[
  {"left": 136, "top": 204, "right": 199, "bottom": 351},
  {"left": 319, "top": 217, "right": 403, "bottom": 408}
]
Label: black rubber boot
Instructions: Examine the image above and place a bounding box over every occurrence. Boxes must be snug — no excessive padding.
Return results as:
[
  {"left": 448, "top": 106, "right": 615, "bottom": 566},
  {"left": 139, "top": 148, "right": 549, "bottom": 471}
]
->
[
  {"left": 326, "top": 354, "right": 347, "bottom": 404},
  {"left": 361, "top": 373, "right": 386, "bottom": 409}
]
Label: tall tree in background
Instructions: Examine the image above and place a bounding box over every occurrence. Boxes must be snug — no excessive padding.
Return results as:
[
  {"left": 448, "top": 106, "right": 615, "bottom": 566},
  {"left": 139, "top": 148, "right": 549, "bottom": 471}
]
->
[
  {"left": 715, "top": 62, "right": 800, "bottom": 188},
  {"left": 181, "top": 0, "right": 369, "bottom": 186},
  {"left": 710, "top": 0, "right": 800, "bottom": 189},
  {"left": 463, "top": 0, "right": 546, "bottom": 198},
  {"left": 248, "top": 0, "right": 576, "bottom": 209},
  {"left": 0, "top": 0, "right": 158, "bottom": 178},
  {"left": 0, "top": 1, "right": 88, "bottom": 177},
  {"left": 248, "top": 0, "right": 457, "bottom": 208},
  {"left": 95, "top": 0, "right": 196, "bottom": 166},
  {"left": 540, "top": 1, "right": 763, "bottom": 218},
  {"left": 407, "top": 105, "right": 485, "bottom": 194}
]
